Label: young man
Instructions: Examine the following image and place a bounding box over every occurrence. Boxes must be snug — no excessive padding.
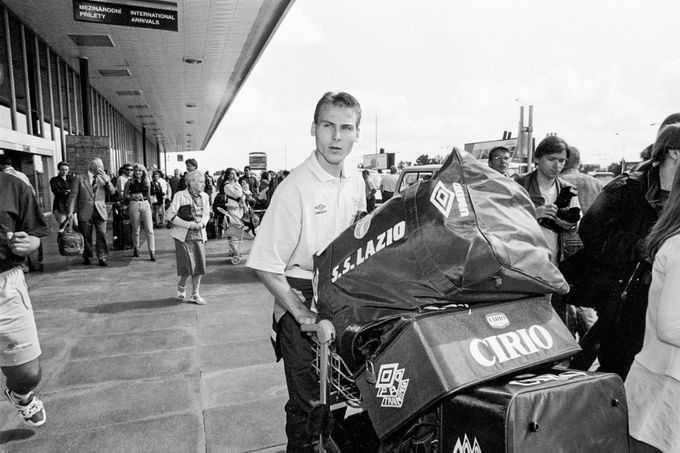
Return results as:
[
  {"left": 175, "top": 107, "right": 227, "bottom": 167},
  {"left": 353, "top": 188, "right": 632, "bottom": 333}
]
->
[
  {"left": 514, "top": 136, "right": 580, "bottom": 330},
  {"left": 515, "top": 136, "right": 580, "bottom": 264},
  {"left": 0, "top": 171, "right": 49, "bottom": 426},
  {"left": 488, "top": 146, "right": 512, "bottom": 176},
  {"left": 247, "top": 92, "right": 366, "bottom": 452}
]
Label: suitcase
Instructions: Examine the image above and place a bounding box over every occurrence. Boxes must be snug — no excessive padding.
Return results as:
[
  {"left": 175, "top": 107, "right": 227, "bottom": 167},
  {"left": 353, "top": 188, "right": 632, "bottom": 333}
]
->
[
  {"left": 353, "top": 297, "right": 581, "bottom": 439},
  {"left": 439, "top": 368, "right": 629, "bottom": 453},
  {"left": 113, "top": 218, "right": 133, "bottom": 250}
]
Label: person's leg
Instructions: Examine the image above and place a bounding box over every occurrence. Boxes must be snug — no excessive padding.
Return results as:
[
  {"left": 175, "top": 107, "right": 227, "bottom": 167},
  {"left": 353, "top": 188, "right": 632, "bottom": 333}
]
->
[
  {"left": 94, "top": 212, "right": 110, "bottom": 261},
  {"left": 0, "top": 268, "right": 45, "bottom": 426},
  {"left": 141, "top": 201, "right": 155, "bottom": 257},
  {"left": 129, "top": 201, "right": 141, "bottom": 255},
  {"left": 277, "top": 312, "right": 319, "bottom": 452},
  {"left": 177, "top": 275, "right": 188, "bottom": 299},
  {"left": 159, "top": 202, "right": 166, "bottom": 225},
  {"left": 191, "top": 275, "right": 202, "bottom": 298},
  {"left": 80, "top": 216, "right": 94, "bottom": 262}
]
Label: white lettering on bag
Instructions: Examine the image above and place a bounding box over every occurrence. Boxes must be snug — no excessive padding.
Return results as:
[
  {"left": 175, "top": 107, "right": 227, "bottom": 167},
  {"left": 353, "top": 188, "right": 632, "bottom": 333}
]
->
[
  {"left": 469, "top": 325, "right": 554, "bottom": 367},
  {"left": 331, "top": 221, "right": 406, "bottom": 283}
]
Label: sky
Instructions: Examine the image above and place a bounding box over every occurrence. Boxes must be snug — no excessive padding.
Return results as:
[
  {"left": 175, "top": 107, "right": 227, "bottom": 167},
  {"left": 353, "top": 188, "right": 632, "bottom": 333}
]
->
[{"left": 172, "top": 0, "right": 680, "bottom": 174}]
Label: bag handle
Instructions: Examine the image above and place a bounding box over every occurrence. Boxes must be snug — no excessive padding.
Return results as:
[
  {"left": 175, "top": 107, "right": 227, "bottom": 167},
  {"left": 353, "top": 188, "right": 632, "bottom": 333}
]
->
[{"left": 59, "top": 216, "right": 75, "bottom": 233}]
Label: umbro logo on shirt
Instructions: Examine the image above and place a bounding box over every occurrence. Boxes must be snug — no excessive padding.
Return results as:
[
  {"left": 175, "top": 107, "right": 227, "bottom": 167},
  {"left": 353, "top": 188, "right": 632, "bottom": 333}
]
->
[{"left": 314, "top": 204, "right": 327, "bottom": 214}]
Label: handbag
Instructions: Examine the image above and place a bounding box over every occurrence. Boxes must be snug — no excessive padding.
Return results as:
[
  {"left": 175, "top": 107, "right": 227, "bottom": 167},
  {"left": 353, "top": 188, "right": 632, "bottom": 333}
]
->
[
  {"left": 177, "top": 204, "right": 194, "bottom": 221},
  {"left": 57, "top": 217, "right": 84, "bottom": 256}
]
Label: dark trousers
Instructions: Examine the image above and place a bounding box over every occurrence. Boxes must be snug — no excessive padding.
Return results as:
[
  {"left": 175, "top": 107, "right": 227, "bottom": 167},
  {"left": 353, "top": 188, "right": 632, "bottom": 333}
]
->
[
  {"left": 366, "top": 196, "right": 376, "bottom": 213},
  {"left": 80, "top": 210, "right": 109, "bottom": 260},
  {"left": 381, "top": 190, "right": 393, "bottom": 202},
  {"left": 276, "top": 278, "right": 320, "bottom": 452}
]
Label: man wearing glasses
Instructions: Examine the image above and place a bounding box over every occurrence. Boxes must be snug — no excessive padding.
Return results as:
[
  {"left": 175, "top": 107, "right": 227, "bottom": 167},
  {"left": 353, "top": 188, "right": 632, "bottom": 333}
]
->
[
  {"left": 116, "top": 164, "right": 134, "bottom": 196},
  {"left": 488, "top": 146, "right": 512, "bottom": 176}
]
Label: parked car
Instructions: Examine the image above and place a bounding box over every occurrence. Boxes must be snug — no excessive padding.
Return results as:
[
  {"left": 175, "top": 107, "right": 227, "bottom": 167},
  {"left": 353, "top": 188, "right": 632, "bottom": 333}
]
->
[
  {"left": 588, "top": 171, "right": 616, "bottom": 185},
  {"left": 395, "top": 164, "right": 442, "bottom": 193}
]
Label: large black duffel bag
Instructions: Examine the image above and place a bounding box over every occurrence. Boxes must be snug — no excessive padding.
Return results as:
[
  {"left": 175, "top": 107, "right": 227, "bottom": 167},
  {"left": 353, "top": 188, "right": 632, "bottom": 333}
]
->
[{"left": 314, "top": 149, "right": 569, "bottom": 354}]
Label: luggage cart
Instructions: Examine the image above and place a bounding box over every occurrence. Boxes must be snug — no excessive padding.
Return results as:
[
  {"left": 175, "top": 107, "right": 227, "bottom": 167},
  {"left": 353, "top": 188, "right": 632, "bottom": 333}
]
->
[
  {"left": 301, "top": 305, "right": 631, "bottom": 453},
  {"left": 216, "top": 207, "right": 256, "bottom": 264}
]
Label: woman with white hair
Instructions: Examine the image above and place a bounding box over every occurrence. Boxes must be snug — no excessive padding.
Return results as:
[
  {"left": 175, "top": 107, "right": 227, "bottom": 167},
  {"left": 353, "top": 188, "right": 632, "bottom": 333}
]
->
[{"left": 166, "top": 170, "right": 210, "bottom": 305}]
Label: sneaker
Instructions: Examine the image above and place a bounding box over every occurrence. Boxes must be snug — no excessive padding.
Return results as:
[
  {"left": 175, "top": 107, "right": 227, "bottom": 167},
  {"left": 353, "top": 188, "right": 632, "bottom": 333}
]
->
[
  {"left": 191, "top": 294, "right": 206, "bottom": 305},
  {"left": 4, "top": 387, "right": 46, "bottom": 427}
]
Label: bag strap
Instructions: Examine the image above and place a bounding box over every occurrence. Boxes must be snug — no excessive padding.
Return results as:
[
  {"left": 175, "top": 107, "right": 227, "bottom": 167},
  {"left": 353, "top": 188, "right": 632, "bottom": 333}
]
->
[
  {"left": 620, "top": 260, "right": 652, "bottom": 301},
  {"left": 403, "top": 182, "right": 458, "bottom": 296}
]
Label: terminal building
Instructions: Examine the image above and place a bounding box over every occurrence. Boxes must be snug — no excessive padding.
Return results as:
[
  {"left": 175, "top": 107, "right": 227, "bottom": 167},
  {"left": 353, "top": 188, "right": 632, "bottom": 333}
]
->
[{"left": 0, "top": 0, "right": 293, "bottom": 212}]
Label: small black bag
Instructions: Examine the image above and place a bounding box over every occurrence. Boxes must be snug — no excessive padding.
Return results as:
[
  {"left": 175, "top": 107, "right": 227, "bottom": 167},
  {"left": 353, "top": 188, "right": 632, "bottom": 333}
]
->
[
  {"left": 177, "top": 204, "right": 194, "bottom": 221},
  {"left": 57, "top": 218, "right": 84, "bottom": 256}
]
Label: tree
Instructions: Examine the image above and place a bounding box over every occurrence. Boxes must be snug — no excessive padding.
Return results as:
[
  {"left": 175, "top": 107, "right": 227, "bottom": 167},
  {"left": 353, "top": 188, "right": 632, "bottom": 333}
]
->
[
  {"left": 415, "top": 154, "right": 431, "bottom": 166},
  {"left": 607, "top": 162, "right": 622, "bottom": 175}
]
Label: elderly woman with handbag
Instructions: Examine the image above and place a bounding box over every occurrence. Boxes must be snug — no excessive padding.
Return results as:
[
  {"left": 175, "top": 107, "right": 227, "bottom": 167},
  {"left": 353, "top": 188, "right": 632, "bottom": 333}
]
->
[{"left": 166, "top": 170, "right": 210, "bottom": 305}]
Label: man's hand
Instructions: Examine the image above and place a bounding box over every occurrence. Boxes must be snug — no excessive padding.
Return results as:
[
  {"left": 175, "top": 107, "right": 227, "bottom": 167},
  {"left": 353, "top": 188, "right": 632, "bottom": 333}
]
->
[
  {"left": 294, "top": 307, "right": 318, "bottom": 326},
  {"left": 7, "top": 231, "right": 40, "bottom": 256},
  {"left": 536, "top": 203, "right": 558, "bottom": 220},
  {"left": 97, "top": 170, "right": 111, "bottom": 185},
  {"left": 68, "top": 212, "right": 78, "bottom": 227}
]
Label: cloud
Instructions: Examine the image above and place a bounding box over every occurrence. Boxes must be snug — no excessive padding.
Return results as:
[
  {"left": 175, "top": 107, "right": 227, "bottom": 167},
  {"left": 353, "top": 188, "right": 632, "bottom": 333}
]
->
[{"left": 274, "top": 9, "right": 325, "bottom": 47}]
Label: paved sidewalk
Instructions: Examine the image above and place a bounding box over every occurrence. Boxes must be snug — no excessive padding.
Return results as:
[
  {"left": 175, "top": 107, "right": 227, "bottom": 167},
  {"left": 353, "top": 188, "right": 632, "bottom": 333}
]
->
[{"left": 0, "top": 225, "right": 288, "bottom": 452}]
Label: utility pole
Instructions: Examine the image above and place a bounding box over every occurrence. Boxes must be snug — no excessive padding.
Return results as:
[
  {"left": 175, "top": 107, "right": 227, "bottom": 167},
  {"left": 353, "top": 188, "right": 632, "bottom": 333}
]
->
[
  {"left": 374, "top": 114, "right": 378, "bottom": 169},
  {"left": 517, "top": 104, "right": 534, "bottom": 171}
]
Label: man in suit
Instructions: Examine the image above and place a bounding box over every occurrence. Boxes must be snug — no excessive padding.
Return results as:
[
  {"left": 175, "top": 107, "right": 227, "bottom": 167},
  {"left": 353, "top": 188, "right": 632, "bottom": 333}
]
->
[{"left": 68, "top": 158, "right": 115, "bottom": 266}]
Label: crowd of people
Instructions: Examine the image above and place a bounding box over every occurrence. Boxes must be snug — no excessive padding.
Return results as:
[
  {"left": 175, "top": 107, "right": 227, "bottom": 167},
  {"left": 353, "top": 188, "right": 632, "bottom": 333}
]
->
[{"left": 2, "top": 95, "right": 680, "bottom": 452}]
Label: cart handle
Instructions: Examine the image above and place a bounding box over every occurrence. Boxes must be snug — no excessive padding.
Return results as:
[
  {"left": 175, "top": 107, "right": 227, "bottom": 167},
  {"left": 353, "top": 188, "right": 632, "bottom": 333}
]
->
[{"left": 301, "top": 319, "right": 335, "bottom": 343}]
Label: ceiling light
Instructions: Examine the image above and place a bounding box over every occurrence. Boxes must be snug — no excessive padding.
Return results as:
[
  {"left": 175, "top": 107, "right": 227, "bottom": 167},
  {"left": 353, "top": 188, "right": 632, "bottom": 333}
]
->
[
  {"left": 99, "top": 69, "right": 131, "bottom": 77},
  {"left": 69, "top": 34, "right": 114, "bottom": 47}
]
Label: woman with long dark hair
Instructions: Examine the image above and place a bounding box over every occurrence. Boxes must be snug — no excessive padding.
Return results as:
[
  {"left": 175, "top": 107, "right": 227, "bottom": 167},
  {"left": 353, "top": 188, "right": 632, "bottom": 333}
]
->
[
  {"left": 625, "top": 144, "right": 680, "bottom": 453},
  {"left": 123, "top": 163, "right": 156, "bottom": 261}
]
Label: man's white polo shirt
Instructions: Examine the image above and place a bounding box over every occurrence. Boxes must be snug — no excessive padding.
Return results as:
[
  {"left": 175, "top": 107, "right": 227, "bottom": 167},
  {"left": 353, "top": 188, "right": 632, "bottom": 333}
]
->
[{"left": 247, "top": 151, "right": 365, "bottom": 285}]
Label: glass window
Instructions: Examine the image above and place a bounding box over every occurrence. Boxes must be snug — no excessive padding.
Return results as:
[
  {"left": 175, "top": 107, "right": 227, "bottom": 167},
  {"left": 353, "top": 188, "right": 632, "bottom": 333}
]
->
[
  {"left": 38, "top": 40, "right": 51, "bottom": 125},
  {"left": 9, "top": 17, "right": 26, "bottom": 117},
  {"left": 0, "top": 7, "right": 11, "bottom": 108}
]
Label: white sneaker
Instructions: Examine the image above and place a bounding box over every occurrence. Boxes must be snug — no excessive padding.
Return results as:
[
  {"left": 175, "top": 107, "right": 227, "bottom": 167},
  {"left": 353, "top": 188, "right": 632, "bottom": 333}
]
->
[{"left": 4, "top": 387, "right": 46, "bottom": 427}]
